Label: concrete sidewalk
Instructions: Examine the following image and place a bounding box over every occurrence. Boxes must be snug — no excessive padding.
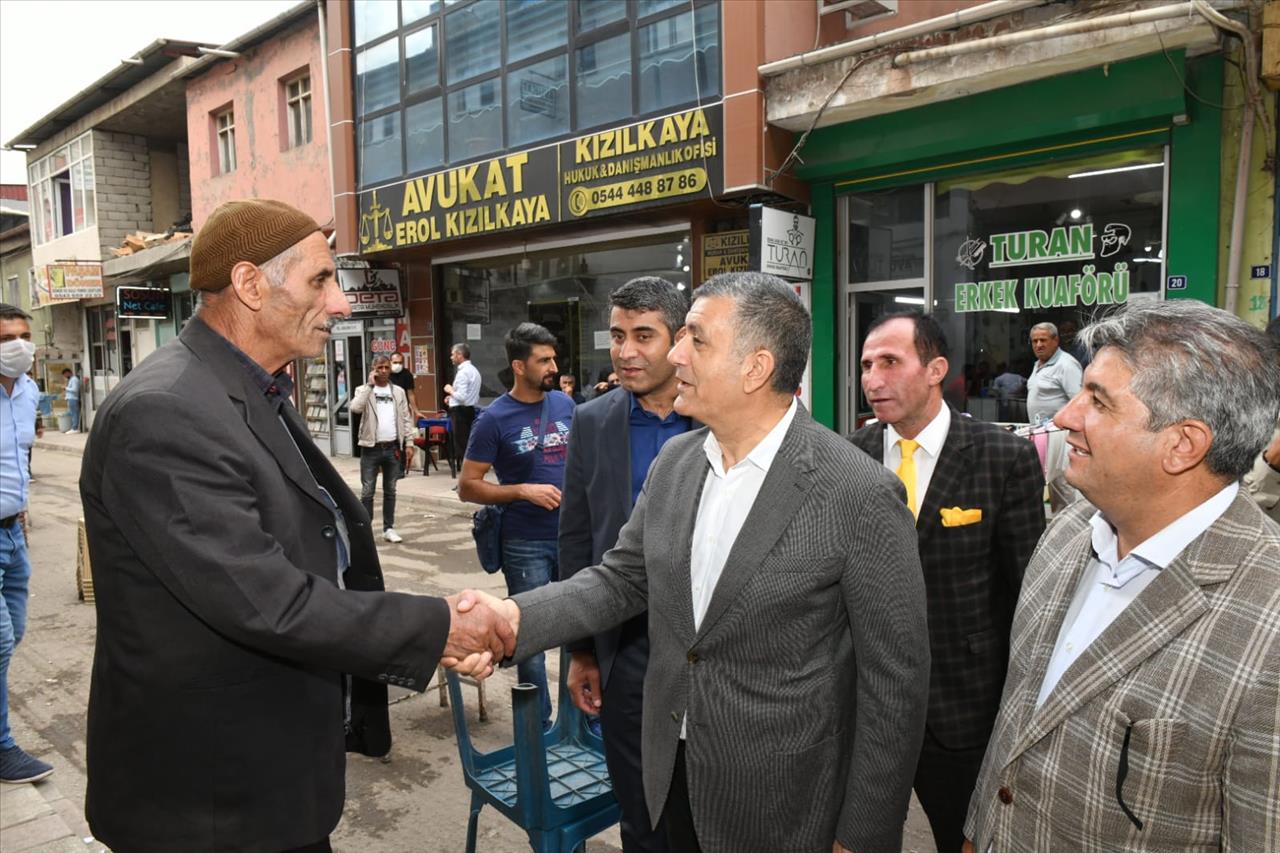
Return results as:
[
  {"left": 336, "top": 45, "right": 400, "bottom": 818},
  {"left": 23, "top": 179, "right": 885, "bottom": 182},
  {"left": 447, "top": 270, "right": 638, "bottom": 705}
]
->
[
  {"left": 34, "top": 430, "right": 478, "bottom": 520},
  {"left": 0, "top": 780, "right": 95, "bottom": 852}
]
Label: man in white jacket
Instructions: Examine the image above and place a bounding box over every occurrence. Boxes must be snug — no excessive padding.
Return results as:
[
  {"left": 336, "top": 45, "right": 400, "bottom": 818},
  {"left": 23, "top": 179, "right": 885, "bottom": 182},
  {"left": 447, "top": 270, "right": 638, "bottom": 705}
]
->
[{"left": 351, "top": 355, "right": 415, "bottom": 542}]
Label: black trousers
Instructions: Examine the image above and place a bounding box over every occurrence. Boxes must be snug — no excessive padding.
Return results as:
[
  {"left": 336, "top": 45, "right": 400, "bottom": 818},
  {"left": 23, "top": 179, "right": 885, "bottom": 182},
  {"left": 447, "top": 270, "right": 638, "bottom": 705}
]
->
[
  {"left": 913, "top": 727, "right": 988, "bottom": 853},
  {"left": 601, "top": 617, "right": 668, "bottom": 853},
  {"left": 449, "top": 405, "right": 476, "bottom": 467},
  {"left": 359, "top": 444, "right": 400, "bottom": 530},
  {"left": 662, "top": 741, "right": 702, "bottom": 853}
]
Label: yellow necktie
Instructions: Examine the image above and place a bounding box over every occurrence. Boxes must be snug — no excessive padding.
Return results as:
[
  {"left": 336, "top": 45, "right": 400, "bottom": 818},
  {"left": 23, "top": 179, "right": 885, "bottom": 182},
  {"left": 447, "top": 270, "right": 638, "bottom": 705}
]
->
[{"left": 896, "top": 438, "right": 919, "bottom": 518}]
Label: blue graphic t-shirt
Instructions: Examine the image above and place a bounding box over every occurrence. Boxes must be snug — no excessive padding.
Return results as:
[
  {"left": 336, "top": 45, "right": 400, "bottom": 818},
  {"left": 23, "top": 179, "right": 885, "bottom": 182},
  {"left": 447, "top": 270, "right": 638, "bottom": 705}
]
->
[{"left": 465, "top": 390, "right": 575, "bottom": 541}]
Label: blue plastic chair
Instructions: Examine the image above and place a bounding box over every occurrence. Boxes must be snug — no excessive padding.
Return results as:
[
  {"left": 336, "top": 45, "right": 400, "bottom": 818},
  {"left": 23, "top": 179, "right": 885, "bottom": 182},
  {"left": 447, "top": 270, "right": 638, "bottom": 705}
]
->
[{"left": 445, "top": 648, "right": 621, "bottom": 853}]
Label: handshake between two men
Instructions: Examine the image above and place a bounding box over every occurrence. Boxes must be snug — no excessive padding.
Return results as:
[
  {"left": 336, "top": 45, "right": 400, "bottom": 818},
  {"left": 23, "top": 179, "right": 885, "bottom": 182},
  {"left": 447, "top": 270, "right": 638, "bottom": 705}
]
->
[{"left": 442, "top": 590, "right": 522, "bottom": 678}]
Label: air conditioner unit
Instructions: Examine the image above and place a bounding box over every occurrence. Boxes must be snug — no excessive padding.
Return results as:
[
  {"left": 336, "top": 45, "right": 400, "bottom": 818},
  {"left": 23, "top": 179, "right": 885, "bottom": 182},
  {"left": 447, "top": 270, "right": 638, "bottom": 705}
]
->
[{"left": 818, "top": 0, "right": 898, "bottom": 28}]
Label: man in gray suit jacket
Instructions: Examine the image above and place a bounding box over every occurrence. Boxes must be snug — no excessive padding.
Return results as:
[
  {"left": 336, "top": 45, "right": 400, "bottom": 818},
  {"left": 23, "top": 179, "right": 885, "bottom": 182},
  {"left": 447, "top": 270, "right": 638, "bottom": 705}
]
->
[{"left": 459, "top": 272, "right": 931, "bottom": 853}]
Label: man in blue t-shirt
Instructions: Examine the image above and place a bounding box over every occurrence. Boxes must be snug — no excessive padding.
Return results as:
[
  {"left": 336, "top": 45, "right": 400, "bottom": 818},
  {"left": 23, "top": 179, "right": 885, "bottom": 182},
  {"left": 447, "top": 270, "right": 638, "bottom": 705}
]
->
[{"left": 459, "top": 322, "right": 574, "bottom": 728}]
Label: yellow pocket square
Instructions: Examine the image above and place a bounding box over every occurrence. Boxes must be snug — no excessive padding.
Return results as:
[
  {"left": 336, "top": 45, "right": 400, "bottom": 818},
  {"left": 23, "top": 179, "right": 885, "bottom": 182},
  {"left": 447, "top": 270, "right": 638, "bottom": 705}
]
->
[{"left": 940, "top": 507, "right": 983, "bottom": 527}]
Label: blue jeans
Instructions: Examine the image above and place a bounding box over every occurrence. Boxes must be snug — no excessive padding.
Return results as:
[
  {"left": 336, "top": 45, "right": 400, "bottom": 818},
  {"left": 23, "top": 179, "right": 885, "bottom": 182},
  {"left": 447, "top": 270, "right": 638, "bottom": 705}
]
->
[
  {"left": 501, "top": 538, "right": 556, "bottom": 729},
  {"left": 359, "top": 445, "right": 400, "bottom": 530},
  {"left": 67, "top": 398, "right": 80, "bottom": 431},
  {"left": 0, "top": 524, "right": 33, "bottom": 750}
]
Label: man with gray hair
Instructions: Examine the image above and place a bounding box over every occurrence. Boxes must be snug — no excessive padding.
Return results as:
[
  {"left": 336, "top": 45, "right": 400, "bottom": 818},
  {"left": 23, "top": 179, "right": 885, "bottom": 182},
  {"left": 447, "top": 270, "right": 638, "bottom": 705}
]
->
[
  {"left": 965, "top": 299, "right": 1280, "bottom": 851},
  {"left": 457, "top": 272, "right": 931, "bottom": 852},
  {"left": 1026, "top": 321, "right": 1082, "bottom": 424}
]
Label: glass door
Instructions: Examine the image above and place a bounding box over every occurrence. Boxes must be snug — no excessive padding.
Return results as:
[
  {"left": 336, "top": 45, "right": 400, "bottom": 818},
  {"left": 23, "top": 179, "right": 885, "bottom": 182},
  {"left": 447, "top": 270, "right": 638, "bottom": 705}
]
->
[
  {"left": 329, "top": 334, "right": 365, "bottom": 457},
  {"left": 839, "top": 185, "right": 931, "bottom": 431}
]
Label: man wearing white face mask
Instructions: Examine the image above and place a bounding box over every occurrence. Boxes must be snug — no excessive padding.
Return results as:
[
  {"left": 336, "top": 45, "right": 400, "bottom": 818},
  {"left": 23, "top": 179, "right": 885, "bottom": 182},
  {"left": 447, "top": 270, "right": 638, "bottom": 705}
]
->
[{"left": 0, "top": 303, "right": 54, "bottom": 784}]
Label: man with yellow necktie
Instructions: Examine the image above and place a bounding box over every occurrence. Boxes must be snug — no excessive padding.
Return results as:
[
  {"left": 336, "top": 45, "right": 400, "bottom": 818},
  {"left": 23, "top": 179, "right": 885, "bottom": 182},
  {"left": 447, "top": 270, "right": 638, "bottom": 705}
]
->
[{"left": 848, "top": 312, "right": 1045, "bottom": 853}]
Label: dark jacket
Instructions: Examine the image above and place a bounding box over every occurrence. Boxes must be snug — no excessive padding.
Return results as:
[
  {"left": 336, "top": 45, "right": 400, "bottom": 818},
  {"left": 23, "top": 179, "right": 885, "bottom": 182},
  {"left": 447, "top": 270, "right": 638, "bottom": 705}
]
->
[
  {"left": 849, "top": 409, "right": 1046, "bottom": 749},
  {"left": 80, "top": 318, "right": 449, "bottom": 853}
]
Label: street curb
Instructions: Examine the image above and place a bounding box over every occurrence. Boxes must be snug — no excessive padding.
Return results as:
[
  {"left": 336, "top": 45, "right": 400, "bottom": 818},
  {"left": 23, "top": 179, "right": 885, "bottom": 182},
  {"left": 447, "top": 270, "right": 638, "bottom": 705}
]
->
[{"left": 33, "top": 440, "right": 84, "bottom": 458}]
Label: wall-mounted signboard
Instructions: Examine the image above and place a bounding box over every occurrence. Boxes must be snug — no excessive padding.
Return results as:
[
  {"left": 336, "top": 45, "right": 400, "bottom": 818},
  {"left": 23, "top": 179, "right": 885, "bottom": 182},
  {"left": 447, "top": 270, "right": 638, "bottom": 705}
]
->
[
  {"left": 337, "top": 267, "right": 403, "bottom": 318},
  {"left": 749, "top": 206, "right": 815, "bottom": 281},
  {"left": 116, "top": 286, "right": 171, "bottom": 320},
  {"left": 45, "top": 262, "right": 104, "bottom": 300},
  {"left": 357, "top": 103, "right": 724, "bottom": 254}
]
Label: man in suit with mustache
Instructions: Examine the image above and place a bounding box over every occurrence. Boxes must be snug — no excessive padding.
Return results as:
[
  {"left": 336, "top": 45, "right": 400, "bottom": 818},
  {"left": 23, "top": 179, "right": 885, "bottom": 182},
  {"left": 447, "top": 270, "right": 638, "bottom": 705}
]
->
[{"left": 849, "top": 311, "right": 1045, "bottom": 853}]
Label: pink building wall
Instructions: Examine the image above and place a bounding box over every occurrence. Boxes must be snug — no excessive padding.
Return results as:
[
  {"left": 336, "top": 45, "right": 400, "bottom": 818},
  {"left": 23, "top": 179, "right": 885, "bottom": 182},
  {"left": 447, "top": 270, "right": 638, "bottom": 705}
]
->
[{"left": 186, "top": 16, "right": 331, "bottom": 231}]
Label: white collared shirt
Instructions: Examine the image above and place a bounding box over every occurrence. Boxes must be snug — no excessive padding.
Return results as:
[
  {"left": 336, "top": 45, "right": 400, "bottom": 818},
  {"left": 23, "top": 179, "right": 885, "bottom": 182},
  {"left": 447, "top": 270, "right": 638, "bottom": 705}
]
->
[
  {"left": 882, "top": 404, "right": 952, "bottom": 512},
  {"left": 1035, "top": 481, "right": 1239, "bottom": 708},
  {"left": 681, "top": 399, "right": 798, "bottom": 739},
  {"left": 450, "top": 360, "right": 481, "bottom": 407}
]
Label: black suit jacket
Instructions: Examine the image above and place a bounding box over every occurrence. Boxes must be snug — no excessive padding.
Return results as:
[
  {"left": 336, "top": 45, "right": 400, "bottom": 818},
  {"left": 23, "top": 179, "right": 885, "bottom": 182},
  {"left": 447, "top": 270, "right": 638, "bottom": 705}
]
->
[
  {"left": 557, "top": 387, "right": 641, "bottom": 687},
  {"left": 80, "top": 319, "right": 450, "bottom": 853},
  {"left": 850, "top": 409, "right": 1045, "bottom": 749}
]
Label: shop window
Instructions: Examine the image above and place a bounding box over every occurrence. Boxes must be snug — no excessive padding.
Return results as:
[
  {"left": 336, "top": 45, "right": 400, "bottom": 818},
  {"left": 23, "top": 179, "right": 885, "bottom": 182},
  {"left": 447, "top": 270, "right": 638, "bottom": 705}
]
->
[
  {"left": 356, "top": 38, "right": 400, "bottom": 117},
  {"left": 507, "top": 54, "right": 569, "bottom": 147},
  {"left": 285, "top": 74, "right": 313, "bottom": 148},
  {"left": 405, "top": 97, "right": 445, "bottom": 172},
  {"left": 359, "top": 112, "right": 403, "bottom": 186},
  {"left": 438, "top": 233, "right": 691, "bottom": 405},
  {"left": 215, "top": 109, "right": 236, "bottom": 175},
  {"left": 448, "top": 79, "right": 503, "bottom": 162},
  {"left": 445, "top": 0, "right": 500, "bottom": 84},
  {"left": 352, "top": 0, "right": 719, "bottom": 185},
  {"left": 404, "top": 24, "right": 439, "bottom": 94},
  {"left": 507, "top": 0, "right": 568, "bottom": 65},
  {"left": 840, "top": 147, "right": 1166, "bottom": 427},
  {"left": 846, "top": 185, "right": 925, "bottom": 284},
  {"left": 402, "top": 0, "right": 441, "bottom": 26},
  {"left": 576, "top": 32, "right": 631, "bottom": 130},
  {"left": 637, "top": 3, "right": 720, "bottom": 115},
  {"left": 577, "top": 0, "right": 626, "bottom": 33},
  {"left": 354, "top": 0, "right": 398, "bottom": 46}
]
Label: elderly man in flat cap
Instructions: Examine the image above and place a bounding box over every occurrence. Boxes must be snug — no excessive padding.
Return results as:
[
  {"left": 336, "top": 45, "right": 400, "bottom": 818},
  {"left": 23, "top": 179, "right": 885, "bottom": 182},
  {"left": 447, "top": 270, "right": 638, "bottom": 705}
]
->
[{"left": 79, "top": 199, "right": 513, "bottom": 853}]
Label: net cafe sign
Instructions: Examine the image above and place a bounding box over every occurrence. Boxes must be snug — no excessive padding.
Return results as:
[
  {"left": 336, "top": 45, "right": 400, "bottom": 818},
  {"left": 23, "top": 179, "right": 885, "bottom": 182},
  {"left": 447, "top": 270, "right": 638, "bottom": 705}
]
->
[
  {"left": 357, "top": 104, "right": 724, "bottom": 253},
  {"left": 953, "top": 222, "right": 1134, "bottom": 313}
]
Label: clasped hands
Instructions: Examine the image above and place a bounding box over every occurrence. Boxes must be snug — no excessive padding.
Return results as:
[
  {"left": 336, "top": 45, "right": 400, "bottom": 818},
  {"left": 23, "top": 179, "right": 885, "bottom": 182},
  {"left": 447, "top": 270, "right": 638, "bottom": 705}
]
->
[{"left": 442, "top": 590, "right": 521, "bottom": 679}]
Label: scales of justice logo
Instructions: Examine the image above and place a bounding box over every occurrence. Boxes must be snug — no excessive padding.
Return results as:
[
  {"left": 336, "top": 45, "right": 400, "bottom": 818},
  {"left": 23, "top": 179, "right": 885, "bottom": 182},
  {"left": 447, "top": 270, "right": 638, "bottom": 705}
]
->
[{"left": 359, "top": 190, "right": 393, "bottom": 252}]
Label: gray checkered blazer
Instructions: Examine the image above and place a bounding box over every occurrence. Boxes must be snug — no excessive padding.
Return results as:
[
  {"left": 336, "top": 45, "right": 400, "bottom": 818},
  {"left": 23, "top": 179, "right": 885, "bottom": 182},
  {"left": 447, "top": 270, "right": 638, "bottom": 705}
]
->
[
  {"left": 965, "top": 491, "right": 1280, "bottom": 851},
  {"left": 513, "top": 405, "right": 932, "bottom": 853}
]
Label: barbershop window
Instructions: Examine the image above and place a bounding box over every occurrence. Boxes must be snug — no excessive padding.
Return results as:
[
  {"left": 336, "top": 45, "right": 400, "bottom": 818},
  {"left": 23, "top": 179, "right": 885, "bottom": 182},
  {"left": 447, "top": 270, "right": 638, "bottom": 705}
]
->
[
  {"left": 840, "top": 146, "right": 1166, "bottom": 429},
  {"left": 438, "top": 232, "right": 691, "bottom": 404},
  {"left": 351, "top": 0, "right": 721, "bottom": 187}
]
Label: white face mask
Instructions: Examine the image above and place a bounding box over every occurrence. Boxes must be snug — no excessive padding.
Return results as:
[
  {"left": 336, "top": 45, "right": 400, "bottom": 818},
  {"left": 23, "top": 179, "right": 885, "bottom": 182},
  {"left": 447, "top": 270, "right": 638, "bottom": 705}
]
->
[
  {"left": 0, "top": 338, "right": 35, "bottom": 378},
  {"left": 390, "top": 363, "right": 404, "bottom": 373}
]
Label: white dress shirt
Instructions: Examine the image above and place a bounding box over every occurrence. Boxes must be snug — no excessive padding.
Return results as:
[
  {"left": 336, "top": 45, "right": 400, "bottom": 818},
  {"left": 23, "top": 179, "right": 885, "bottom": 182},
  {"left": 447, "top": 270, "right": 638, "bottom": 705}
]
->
[
  {"left": 1035, "top": 481, "right": 1239, "bottom": 708},
  {"left": 681, "top": 399, "right": 798, "bottom": 739},
  {"left": 450, "top": 360, "right": 481, "bottom": 407},
  {"left": 882, "top": 404, "right": 951, "bottom": 511}
]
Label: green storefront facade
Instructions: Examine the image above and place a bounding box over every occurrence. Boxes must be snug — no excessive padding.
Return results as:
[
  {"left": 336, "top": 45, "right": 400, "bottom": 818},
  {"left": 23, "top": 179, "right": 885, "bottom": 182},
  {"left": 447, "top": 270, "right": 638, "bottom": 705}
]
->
[{"left": 793, "top": 51, "right": 1223, "bottom": 431}]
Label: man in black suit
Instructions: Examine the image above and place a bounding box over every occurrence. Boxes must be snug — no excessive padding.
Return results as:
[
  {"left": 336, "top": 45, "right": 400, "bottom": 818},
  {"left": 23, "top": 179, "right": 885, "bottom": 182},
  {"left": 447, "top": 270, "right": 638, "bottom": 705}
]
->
[
  {"left": 849, "top": 312, "right": 1045, "bottom": 853},
  {"left": 559, "top": 276, "right": 691, "bottom": 852},
  {"left": 79, "top": 199, "right": 512, "bottom": 853}
]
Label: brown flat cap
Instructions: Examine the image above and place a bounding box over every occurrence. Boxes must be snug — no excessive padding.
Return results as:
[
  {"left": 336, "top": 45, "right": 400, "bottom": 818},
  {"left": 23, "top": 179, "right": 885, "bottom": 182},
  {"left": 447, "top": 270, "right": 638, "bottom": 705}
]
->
[{"left": 190, "top": 199, "right": 322, "bottom": 291}]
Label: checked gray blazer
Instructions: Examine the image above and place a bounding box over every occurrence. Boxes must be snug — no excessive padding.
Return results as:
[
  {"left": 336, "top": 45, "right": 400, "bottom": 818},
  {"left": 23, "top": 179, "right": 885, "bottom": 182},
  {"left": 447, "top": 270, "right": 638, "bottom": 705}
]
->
[
  {"left": 966, "top": 491, "right": 1280, "bottom": 851},
  {"left": 513, "top": 405, "right": 932, "bottom": 853}
]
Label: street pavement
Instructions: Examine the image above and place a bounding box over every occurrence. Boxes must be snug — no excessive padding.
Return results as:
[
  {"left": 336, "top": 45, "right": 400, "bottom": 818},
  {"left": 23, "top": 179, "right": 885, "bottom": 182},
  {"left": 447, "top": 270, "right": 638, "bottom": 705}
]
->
[{"left": 5, "top": 432, "right": 935, "bottom": 853}]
